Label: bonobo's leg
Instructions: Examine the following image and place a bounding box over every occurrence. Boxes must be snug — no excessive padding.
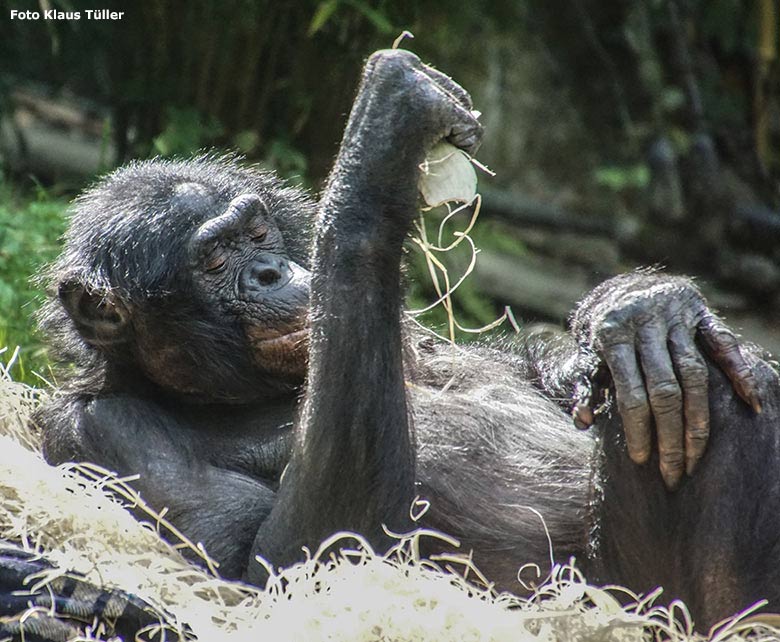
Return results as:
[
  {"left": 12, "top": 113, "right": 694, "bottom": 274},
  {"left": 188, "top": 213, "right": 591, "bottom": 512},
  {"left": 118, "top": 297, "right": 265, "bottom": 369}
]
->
[
  {"left": 588, "top": 357, "right": 780, "bottom": 629},
  {"left": 249, "top": 50, "right": 482, "bottom": 579}
]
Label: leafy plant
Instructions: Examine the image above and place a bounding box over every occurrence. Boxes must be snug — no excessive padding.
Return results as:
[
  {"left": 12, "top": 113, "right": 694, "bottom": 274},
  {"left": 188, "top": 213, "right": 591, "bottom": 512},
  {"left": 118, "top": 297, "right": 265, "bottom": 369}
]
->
[
  {"left": 594, "top": 164, "right": 650, "bottom": 191},
  {"left": 263, "top": 138, "right": 309, "bottom": 183},
  {"left": 309, "top": 0, "right": 394, "bottom": 36},
  {"left": 153, "top": 107, "right": 224, "bottom": 157},
  {"left": 0, "top": 180, "right": 68, "bottom": 385}
]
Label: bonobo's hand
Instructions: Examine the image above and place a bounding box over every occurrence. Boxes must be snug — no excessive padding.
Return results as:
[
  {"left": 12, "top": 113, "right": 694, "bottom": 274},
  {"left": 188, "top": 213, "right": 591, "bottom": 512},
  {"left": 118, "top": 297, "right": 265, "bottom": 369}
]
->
[
  {"left": 571, "top": 272, "right": 762, "bottom": 489},
  {"left": 339, "top": 49, "right": 483, "bottom": 201},
  {"left": 364, "top": 49, "right": 482, "bottom": 152}
]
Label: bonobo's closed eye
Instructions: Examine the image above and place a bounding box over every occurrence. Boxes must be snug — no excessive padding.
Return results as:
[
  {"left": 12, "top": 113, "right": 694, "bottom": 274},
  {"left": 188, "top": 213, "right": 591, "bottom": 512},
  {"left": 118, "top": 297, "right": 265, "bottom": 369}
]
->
[
  {"left": 188, "top": 194, "right": 272, "bottom": 270},
  {"left": 248, "top": 219, "right": 269, "bottom": 242}
]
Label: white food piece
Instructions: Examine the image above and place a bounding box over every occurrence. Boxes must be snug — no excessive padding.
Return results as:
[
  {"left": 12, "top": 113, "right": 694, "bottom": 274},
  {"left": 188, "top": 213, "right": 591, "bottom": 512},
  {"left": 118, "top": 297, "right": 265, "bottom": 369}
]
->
[{"left": 419, "top": 142, "right": 478, "bottom": 208}]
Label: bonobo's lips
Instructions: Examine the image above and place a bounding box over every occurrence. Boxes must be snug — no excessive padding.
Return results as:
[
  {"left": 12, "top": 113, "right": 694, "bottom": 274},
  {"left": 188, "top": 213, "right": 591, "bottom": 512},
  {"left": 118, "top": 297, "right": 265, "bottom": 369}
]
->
[{"left": 246, "top": 324, "right": 310, "bottom": 379}]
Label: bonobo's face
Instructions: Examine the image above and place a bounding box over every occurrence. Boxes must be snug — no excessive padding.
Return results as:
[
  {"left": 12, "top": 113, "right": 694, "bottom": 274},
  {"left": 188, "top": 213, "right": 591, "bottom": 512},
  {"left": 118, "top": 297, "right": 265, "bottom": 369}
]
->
[
  {"left": 47, "top": 157, "right": 317, "bottom": 403},
  {"left": 183, "top": 185, "right": 311, "bottom": 382}
]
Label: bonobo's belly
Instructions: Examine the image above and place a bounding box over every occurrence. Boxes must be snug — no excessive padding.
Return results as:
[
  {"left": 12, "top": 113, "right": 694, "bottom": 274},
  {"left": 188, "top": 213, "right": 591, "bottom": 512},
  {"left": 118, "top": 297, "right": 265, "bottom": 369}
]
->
[{"left": 408, "top": 375, "right": 594, "bottom": 592}]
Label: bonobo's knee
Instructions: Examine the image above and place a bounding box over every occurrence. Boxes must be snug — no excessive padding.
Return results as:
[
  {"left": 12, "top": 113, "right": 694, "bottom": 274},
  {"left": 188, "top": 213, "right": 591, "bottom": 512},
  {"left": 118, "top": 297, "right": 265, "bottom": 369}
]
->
[
  {"left": 590, "top": 355, "right": 780, "bottom": 628},
  {"left": 573, "top": 272, "right": 762, "bottom": 489}
]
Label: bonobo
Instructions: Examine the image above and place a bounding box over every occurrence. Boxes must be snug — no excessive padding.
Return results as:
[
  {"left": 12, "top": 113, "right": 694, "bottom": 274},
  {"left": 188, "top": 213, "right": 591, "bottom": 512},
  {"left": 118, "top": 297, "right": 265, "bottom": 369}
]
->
[{"left": 34, "top": 50, "right": 777, "bottom": 628}]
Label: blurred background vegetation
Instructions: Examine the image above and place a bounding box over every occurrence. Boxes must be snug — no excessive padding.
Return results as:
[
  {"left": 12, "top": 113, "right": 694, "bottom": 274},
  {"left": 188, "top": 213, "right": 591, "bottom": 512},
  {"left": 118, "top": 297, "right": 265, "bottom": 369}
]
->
[{"left": 2, "top": 0, "right": 780, "bottom": 385}]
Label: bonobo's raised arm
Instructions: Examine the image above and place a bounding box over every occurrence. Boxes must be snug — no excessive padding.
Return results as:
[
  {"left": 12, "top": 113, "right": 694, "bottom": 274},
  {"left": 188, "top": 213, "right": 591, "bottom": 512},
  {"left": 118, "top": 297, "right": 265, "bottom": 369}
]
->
[
  {"left": 569, "top": 271, "right": 762, "bottom": 489},
  {"left": 250, "top": 50, "right": 483, "bottom": 576}
]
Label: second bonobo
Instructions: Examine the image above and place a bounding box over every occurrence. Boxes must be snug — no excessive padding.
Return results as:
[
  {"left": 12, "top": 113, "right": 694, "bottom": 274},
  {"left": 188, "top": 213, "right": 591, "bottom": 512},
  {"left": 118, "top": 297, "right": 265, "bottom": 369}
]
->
[{"left": 36, "top": 50, "right": 772, "bottom": 628}]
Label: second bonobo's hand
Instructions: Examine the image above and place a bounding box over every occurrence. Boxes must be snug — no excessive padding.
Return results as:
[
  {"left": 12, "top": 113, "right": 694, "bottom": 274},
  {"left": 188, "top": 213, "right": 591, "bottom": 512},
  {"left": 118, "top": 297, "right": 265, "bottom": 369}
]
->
[{"left": 572, "top": 273, "right": 762, "bottom": 489}]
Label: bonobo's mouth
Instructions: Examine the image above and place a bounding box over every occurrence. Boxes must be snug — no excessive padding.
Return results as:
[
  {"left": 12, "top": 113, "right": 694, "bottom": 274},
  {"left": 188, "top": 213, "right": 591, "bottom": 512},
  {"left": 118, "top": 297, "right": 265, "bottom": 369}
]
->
[
  {"left": 255, "top": 328, "right": 309, "bottom": 347},
  {"left": 246, "top": 324, "right": 310, "bottom": 380}
]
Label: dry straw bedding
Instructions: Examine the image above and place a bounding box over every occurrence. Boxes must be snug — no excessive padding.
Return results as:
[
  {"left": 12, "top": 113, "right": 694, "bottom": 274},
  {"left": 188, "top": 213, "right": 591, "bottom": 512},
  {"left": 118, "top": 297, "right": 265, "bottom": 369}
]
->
[{"left": 0, "top": 364, "right": 776, "bottom": 642}]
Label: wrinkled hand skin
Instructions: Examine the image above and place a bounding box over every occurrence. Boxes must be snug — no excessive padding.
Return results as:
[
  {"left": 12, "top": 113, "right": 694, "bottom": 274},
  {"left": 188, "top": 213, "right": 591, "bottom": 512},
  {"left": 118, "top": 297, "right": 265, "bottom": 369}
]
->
[{"left": 571, "top": 271, "right": 762, "bottom": 490}]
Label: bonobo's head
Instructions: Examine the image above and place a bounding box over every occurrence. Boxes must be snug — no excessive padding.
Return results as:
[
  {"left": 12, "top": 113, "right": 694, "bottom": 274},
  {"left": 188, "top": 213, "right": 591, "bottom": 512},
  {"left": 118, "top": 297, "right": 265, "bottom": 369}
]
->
[{"left": 39, "top": 155, "right": 316, "bottom": 402}]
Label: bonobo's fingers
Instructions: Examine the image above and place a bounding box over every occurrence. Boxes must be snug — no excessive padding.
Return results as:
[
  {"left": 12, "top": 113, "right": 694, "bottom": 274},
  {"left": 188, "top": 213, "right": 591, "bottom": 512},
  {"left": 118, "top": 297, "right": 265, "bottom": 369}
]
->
[
  {"left": 637, "top": 323, "right": 685, "bottom": 489},
  {"left": 417, "top": 63, "right": 474, "bottom": 111},
  {"left": 602, "top": 341, "right": 653, "bottom": 465},
  {"left": 447, "top": 121, "right": 483, "bottom": 156},
  {"left": 667, "top": 324, "right": 710, "bottom": 476},
  {"left": 698, "top": 313, "right": 763, "bottom": 414},
  {"left": 363, "top": 50, "right": 483, "bottom": 158},
  {"left": 578, "top": 273, "right": 765, "bottom": 489},
  {"left": 416, "top": 63, "right": 483, "bottom": 155},
  {"left": 416, "top": 67, "right": 482, "bottom": 155},
  {"left": 573, "top": 401, "right": 595, "bottom": 430}
]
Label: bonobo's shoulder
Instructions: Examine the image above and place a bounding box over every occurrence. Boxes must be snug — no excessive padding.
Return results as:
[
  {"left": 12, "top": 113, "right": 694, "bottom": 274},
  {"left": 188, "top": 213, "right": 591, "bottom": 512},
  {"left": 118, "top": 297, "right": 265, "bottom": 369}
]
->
[
  {"left": 406, "top": 324, "right": 572, "bottom": 380},
  {"left": 36, "top": 392, "right": 167, "bottom": 465},
  {"left": 35, "top": 392, "right": 91, "bottom": 465}
]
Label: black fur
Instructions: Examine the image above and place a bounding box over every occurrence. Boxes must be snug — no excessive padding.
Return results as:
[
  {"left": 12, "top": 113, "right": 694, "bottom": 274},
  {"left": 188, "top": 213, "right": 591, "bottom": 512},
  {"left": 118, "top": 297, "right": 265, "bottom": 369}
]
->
[{"left": 29, "top": 50, "right": 780, "bottom": 630}]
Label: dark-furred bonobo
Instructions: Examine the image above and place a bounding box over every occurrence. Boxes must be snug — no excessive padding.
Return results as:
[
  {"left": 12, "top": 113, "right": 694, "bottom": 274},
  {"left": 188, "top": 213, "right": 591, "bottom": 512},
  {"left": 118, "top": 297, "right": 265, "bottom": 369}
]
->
[{"left": 34, "top": 50, "right": 777, "bottom": 629}]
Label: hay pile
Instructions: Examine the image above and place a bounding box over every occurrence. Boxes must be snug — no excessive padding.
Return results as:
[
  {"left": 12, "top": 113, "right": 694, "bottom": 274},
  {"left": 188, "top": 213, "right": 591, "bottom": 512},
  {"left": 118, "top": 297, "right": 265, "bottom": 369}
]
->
[{"left": 0, "top": 365, "right": 777, "bottom": 641}]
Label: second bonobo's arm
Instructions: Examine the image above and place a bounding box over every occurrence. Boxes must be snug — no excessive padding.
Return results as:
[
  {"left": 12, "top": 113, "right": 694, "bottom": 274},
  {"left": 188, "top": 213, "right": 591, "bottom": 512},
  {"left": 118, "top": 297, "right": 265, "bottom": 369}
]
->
[
  {"left": 249, "top": 50, "right": 483, "bottom": 579},
  {"left": 568, "top": 271, "right": 761, "bottom": 489}
]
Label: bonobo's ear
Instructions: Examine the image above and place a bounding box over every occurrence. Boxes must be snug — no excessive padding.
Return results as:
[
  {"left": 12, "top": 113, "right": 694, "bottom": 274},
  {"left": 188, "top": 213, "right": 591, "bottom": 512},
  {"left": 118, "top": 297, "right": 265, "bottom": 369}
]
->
[{"left": 58, "top": 279, "right": 130, "bottom": 347}]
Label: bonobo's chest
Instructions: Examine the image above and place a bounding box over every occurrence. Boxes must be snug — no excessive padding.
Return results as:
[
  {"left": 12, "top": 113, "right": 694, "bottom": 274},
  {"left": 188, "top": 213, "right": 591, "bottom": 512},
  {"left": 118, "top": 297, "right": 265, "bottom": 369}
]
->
[
  {"left": 172, "top": 398, "right": 296, "bottom": 482},
  {"left": 42, "top": 393, "right": 297, "bottom": 494}
]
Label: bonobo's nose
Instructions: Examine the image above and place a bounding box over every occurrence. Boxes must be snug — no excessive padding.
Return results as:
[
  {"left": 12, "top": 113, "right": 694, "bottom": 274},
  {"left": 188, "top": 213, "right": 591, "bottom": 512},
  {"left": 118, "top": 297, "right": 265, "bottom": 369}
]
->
[{"left": 240, "top": 255, "right": 292, "bottom": 293}]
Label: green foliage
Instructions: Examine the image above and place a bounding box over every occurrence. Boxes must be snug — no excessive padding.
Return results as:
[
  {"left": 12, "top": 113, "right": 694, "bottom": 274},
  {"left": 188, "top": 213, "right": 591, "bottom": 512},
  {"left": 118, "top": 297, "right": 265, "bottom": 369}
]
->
[
  {"left": 153, "top": 107, "right": 225, "bottom": 157},
  {"left": 699, "top": 0, "right": 751, "bottom": 55},
  {"left": 232, "top": 130, "right": 261, "bottom": 155},
  {"left": 309, "top": 0, "right": 341, "bottom": 35},
  {"left": 262, "top": 139, "right": 309, "bottom": 184},
  {"left": 0, "top": 181, "right": 68, "bottom": 385},
  {"left": 594, "top": 164, "right": 650, "bottom": 191},
  {"left": 699, "top": 72, "right": 749, "bottom": 132},
  {"left": 309, "top": 0, "right": 394, "bottom": 36},
  {"left": 659, "top": 87, "right": 686, "bottom": 114}
]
